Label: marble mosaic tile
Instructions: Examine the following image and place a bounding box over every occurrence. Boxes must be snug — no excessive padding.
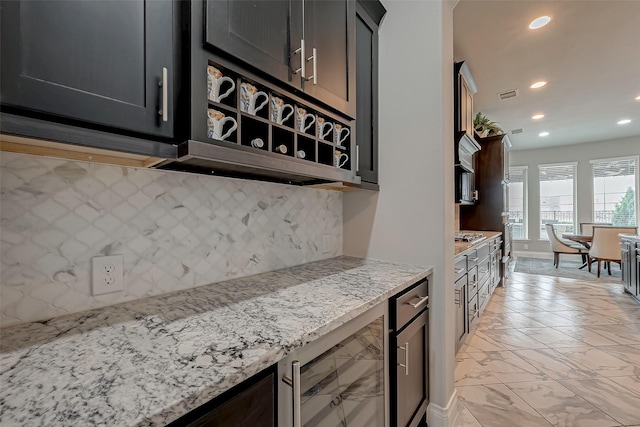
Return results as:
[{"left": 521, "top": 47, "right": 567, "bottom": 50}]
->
[{"left": 0, "top": 152, "right": 342, "bottom": 327}]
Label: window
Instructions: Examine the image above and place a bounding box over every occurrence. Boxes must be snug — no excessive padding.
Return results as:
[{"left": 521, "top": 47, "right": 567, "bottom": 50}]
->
[
  {"left": 509, "top": 166, "right": 527, "bottom": 239},
  {"left": 592, "top": 156, "right": 638, "bottom": 226},
  {"left": 539, "top": 163, "right": 577, "bottom": 239}
]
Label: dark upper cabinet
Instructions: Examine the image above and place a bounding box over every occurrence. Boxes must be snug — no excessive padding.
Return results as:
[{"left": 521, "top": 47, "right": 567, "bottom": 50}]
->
[
  {"left": 203, "top": 0, "right": 355, "bottom": 118},
  {"left": 355, "top": 0, "right": 385, "bottom": 184},
  {"left": 302, "top": 0, "right": 356, "bottom": 118},
  {"left": 0, "top": 0, "right": 174, "bottom": 138},
  {"left": 204, "top": 0, "right": 302, "bottom": 91}
]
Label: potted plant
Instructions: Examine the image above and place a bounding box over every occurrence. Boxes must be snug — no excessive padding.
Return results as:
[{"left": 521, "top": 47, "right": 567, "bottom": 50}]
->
[{"left": 473, "top": 112, "right": 504, "bottom": 137}]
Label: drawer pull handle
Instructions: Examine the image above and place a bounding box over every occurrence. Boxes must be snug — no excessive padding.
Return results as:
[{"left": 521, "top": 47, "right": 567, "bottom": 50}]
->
[
  {"left": 158, "top": 67, "right": 168, "bottom": 122},
  {"left": 398, "top": 342, "right": 409, "bottom": 376},
  {"left": 406, "top": 295, "right": 429, "bottom": 309},
  {"left": 469, "top": 257, "right": 479, "bottom": 262},
  {"left": 454, "top": 268, "right": 465, "bottom": 274},
  {"left": 282, "top": 361, "right": 301, "bottom": 427}
]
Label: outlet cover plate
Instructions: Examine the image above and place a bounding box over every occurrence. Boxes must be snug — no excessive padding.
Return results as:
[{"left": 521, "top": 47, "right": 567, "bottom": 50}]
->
[{"left": 92, "top": 255, "right": 124, "bottom": 295}]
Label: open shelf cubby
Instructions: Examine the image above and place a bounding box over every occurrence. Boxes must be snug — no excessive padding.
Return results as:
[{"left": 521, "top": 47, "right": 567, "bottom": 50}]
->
[
  {"left": 297, "top": 135, "right": 316, "bottom": 162},
  {"left": 318, "top": 141, "right": 334, "bottom": 167},
  {"left": 206, "top": 105, "right": 238, "bottom": 144},
  {"left": 272, "top": 127, "right": 295, "bottom": 157},
  {"left": 240, "top": 116, "right": 269, "bottom": 151},
  {"left": 239, "top": 79, "right": 270, "bottom": 121},
  {"left": 207, "top": 62, "right": 238, "bottom": 110}
]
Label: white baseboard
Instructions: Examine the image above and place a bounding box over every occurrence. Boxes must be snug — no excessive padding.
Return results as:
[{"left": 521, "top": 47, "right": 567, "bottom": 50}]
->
[
  {"left": 512, "top": 250, "right": 552, "bottom": 260},
  {"left": 427, "top": 390, "right": 458, "bottom": 427}
]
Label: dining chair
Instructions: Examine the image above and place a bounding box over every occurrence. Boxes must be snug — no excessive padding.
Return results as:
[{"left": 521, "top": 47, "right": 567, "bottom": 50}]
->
[
  {"left": 588, "top": 226, "right": 638, "bottom": 277},
  {"left": 546, "top": 224, "right": 588, "bottom": 268},
  {"left": 579, "top": 222, "right": 612, "bottom": 236}
]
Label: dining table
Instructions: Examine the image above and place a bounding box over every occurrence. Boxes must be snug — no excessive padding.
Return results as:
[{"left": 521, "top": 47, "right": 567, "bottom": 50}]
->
[{"left": 562, "top": 233, "right": 592, "bottom": 269}]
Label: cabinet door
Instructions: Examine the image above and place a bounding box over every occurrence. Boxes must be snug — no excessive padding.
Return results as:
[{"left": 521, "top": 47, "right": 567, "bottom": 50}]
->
[
  {"left": 204, "top": 0, "right": 302, "bottom": 90},
  {"left": 460, "top": 77, "right": 474, "bottom": 137},
  {"left": 172, "top": 370, "right": 275, "bottom": 427},
  {"left": 303, "top": 0, "right": 356, "bottom": 117},
  {"left": 455, "top": 278, "right": 467, "bottom": 352},
  {"left": 395, "top": 311, "right": 428, "bottom": 427},
  {"left": 355, "top": 2, "right": 379, "bottom": 183},
  {"left": 0, "top": 0, "right": 173, "bottom": 138}
]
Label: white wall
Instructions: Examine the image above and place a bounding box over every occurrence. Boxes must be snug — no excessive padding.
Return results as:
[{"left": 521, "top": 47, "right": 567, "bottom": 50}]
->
[
  {"left": 510, "top": 135, "right": 640, "bottom": 253},
  {"left": 344, "top": 1, "right": 457, "bottom": 425}
]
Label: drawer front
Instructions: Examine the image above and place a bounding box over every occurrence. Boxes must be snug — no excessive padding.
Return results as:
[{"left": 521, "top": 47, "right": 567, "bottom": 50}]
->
[
  {"left": 467, "top": 266, "right": 479, "bottom": 301},
  {"left": 454, "top": 257, "right": 467, "bottom": 281},
  {"left": 467, "top": 249, "right": 479, "bottom": 268},
  {"left": 477, "top": 243, "right": 490, "bottom": 260},
  {"left": 478, "top": 256, "right": 491, "bottom": 286},
  {"left": 478, "top": 283, "right": 490, "bottom": 314},
  {"left": 393, "top": 277, "right": 429, "bottom": 329}
]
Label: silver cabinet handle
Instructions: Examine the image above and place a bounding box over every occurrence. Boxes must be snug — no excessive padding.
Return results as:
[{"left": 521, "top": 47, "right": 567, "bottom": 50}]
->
[
  {"left": 469, "top": 257, "right": 479, "bottom": 262},
  {"left": 398, "top": 342, "right": 409, "bottom": 376},
  {"left": 454, "top": 289, "right": 460, "bottom": 305},
  {"left": 158, "top": 67, "right": 168, "bottom": 122},
  {"left": 293, "top": 39, "right": 306, "bottom": 78},
  {"left": 454, "top": 268, "right": 464, "bottom": 274},
  {"left": 469, "top": 280, "right": 478, "bottom": 286},
  {"left": 356, "top": 145, "right": 360, "bottom": 172},
  {"left": 407, "top": 295, "right": 429, "bottom": 309},
  {"left": 306, "top": 47, "right": 317, "bottom": 84}
]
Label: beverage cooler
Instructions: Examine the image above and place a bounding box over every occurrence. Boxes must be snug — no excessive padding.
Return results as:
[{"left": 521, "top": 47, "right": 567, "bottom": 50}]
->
[{"left": 278, "top": 304, "right": 387, "bottom": 427}]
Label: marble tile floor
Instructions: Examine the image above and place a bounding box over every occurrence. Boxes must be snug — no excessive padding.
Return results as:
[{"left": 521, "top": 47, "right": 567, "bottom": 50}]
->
[{"left": 454, "top": 267, "right": 640, "bottom": 427}]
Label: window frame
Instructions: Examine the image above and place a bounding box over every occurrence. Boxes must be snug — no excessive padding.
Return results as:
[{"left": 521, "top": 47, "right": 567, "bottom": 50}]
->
[
  {"left": 538, "top": 162, "right": 578, "bottom": 240},
  {"left": 590, "top": 155, "right": 639, "bottom": 226},
  {"left": 508, "top": 165, "right": 528, "bottom": 240}
]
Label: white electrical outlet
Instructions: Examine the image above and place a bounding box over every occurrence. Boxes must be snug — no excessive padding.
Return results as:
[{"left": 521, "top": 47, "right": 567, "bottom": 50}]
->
[
  {"left": 322, "top": 234, "right": 331, "bottom": 253},
  {"left": 524, "top": 244, "right": 529, "bottom": 250},
  {"left": 92, "top": 255, "right": 124, "bottom": 295}
]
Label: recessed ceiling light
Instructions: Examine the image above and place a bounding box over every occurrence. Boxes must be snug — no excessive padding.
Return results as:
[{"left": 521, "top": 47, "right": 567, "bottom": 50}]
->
[
  {"left": 530, "top": 81, "right": 547, "bottom": 89},
  {"left": 635, "top": 95, "right": 640, "bottom": 100},
  {"left": 617, "top": 119, "right": 632, "bottom": 125},
  {"left": 532, "top": 114, "right": 545, "bottom": 120},
  {"left": 539, "top": 131, "right": 550, "bottom": 137},
  {"left": 529, "top": 16, "right": 551, "bottom": 30}
]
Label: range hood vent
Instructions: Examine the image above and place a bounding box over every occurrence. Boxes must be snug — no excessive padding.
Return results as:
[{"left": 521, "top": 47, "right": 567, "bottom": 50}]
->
[
  {"left": 498, "top": 89, "right": 518, "bottom": 100},
  {"left": 455, "top": 132, "right": 481, "bottom": 173}
]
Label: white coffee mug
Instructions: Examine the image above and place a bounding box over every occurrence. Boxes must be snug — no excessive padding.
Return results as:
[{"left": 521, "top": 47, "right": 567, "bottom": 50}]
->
[
  {"left": 334, "top": 151, "right": 348, "bottom": 168},
  {"left": 334, "top": 124, "right": 350, "bottom": 146},
  {"left": 207, "top": 66, "right": 235, "bottom": 103},
  {"left": 251, "top": 138, "right": 265, "bottom": 148},
  {"left": 296, "top": 106, "right": 315, "bottom": 133},
  {"left": 317, "top": 117, "right": 334, "bottom": 139},
  {"left": 296, "top": 150, "right": 306, "bottom": 159},
  {"left": 270, "top": 96, "right": 294, "bottom": 125},
  {"left": 207, "top": 109, "right": 237, "bottom": 141},
  {"left": 240, "top": 83, "right": 268, "bottom": 115}
]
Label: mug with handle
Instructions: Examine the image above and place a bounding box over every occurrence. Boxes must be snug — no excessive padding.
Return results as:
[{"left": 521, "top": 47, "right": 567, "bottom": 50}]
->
[
  {"left": 271, "top": 96, "right": 294, "bottom": 125},
  {"left": 334, "top": 124, "right": 350, "bottom": 147},
  {"left": 296, "top": 106, "right": 316, "bottom": 133},
  {"left": 240, "top": 83, "right": 269, "bottom": 115},
  {"left": 334, "top": 151, "right": 349, "bottom": 168},
  {"left": 317, "top": 117, "right": 334, "bottom": 139},
  {"left": 207, "top": 66, "right": 235, "bottom": 103},
  {"left": 207, "top": 109, "right": 237, "bottom": 141}
]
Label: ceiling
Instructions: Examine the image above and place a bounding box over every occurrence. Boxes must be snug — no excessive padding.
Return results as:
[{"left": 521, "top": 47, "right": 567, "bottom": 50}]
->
[{"left": 453, "top": 0, "right": 640, "bottom": 151}]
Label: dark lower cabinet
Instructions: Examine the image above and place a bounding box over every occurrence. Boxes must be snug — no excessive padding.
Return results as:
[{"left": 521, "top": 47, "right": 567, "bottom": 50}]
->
[
  {"left": 355, "top": 0, "right": 385, "bottom": 184},
  {"left": 168, "top": 366, "right": 275, "bottom": 427},
  {"left": 390, "top": 277, "right": 429, "bottom": 427},
  {"left": 0, "top": 0, "right": 174, "bottom": 138}
]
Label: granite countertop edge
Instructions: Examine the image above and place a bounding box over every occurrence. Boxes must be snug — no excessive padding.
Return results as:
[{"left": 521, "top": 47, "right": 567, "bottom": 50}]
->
[{"left": 0, "top": 256, "right": 432, "bottom": 426}]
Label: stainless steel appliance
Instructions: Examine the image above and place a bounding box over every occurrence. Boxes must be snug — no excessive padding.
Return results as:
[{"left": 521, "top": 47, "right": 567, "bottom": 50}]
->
[{"left": 278, "top": 303, "right": 388, "bottom": 427}]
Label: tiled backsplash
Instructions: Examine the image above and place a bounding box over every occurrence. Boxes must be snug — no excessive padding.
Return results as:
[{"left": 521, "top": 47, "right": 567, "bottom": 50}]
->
[{"left": 0, "top": 152, "right": 342, "bottom": 327}]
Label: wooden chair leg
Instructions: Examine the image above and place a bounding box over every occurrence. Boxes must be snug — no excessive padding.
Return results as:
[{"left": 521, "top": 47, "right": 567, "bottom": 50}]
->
[
  {"left": 597, "top": 260, "right": 601, "bottom": 278},
  {"left": 554, "top": 252, "right": 559, "bottom": 268},
  {"left": 588, "top": 256, "right": 592, "bottom": 272},
  {"left": 607, "top": 261, "right": 611, "bottom": 275}
]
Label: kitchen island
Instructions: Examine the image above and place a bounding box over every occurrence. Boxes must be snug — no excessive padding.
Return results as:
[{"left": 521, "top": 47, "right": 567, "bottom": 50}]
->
[{"left": 0, "top": 256, "right": 431, "bottom": 426}]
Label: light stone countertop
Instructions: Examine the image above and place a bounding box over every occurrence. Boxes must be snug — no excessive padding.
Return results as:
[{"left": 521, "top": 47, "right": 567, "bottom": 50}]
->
[
  {"left": 454, "top": 230, "right": 503, "bottom": 257},
  {"left": 0, "top": 256, "right": 431, "bottom": 426}
]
